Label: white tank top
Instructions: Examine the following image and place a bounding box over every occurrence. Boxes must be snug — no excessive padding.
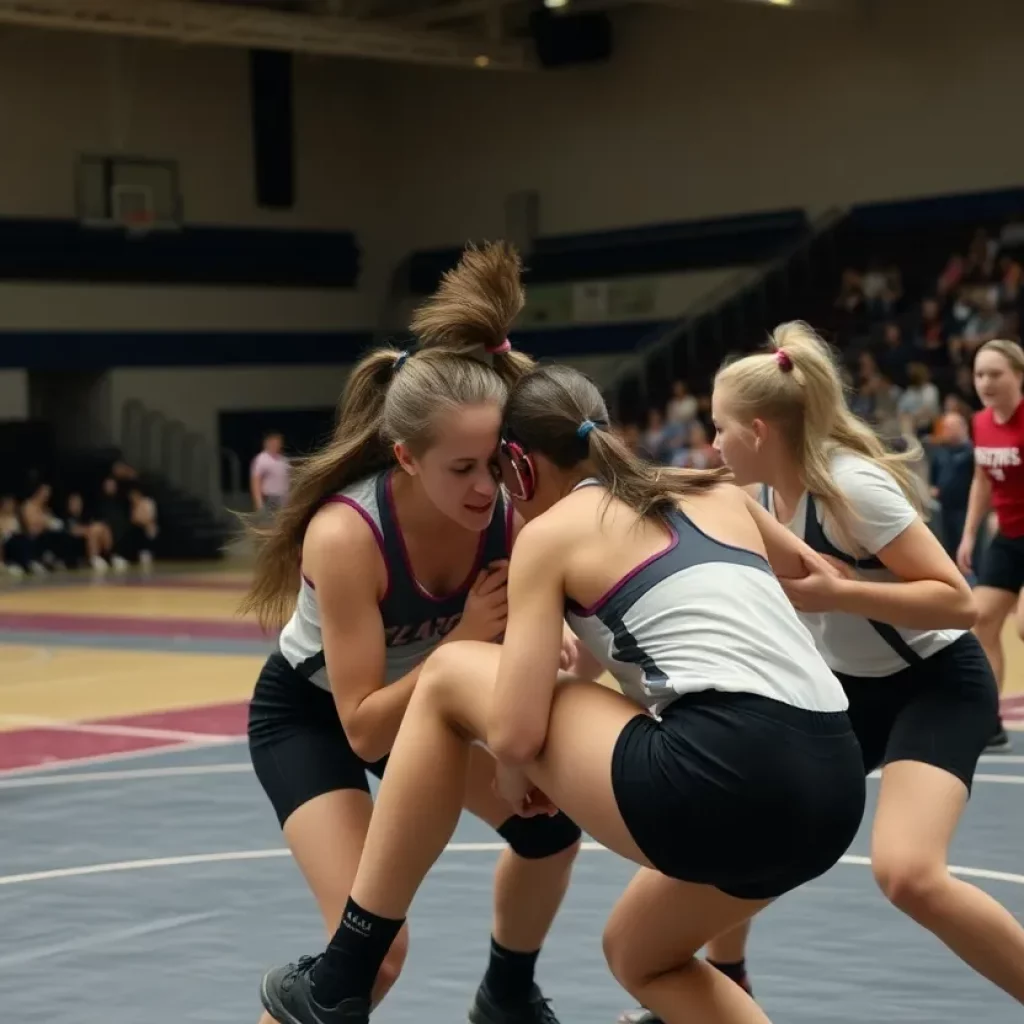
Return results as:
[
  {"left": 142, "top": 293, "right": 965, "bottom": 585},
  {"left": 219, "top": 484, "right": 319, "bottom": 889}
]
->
[{"left": 565, "top": 481, "right": 848, "bottom": 716}]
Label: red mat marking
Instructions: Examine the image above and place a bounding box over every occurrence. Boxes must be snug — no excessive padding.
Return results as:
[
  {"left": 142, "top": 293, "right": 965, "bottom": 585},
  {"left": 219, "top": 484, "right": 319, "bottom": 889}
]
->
[
  {"left": 0, "top": 701, "right": 248, "bottom": 773},
  {"left": 0, "top": 611, "right": 265, "bottom": 640}
]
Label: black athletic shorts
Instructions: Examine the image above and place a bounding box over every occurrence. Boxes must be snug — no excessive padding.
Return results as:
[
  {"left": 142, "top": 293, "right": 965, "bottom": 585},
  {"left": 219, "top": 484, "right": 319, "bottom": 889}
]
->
[
  {"left": 248, "top": 652, "right": 585, "bottom": 861},
  {"left": 837, "top": 632, "right": 998, "bottom": 793},
  {"left": 248, "top": 652, "right": 389, "bottom": 827},
  {"left": 610, "top": 690, "right": 866, "bottom": 900},
  {"left": 978, "top": 531, "right": 1024, "bottom": 595}
]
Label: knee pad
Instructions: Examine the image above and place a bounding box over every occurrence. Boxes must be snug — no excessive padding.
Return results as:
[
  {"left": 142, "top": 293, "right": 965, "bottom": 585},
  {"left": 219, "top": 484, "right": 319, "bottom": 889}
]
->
[{"left": 497, "top": 811, "right": 582, "bottom": 859}]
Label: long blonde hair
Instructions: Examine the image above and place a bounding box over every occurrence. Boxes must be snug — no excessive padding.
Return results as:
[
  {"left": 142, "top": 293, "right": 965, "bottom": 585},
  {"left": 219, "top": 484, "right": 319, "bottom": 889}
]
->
[
  {"left": 240, "top": 241, "right": 534, "bottom": 630},
  {"left": 714, "top": 321, "right": 924, "bottom": 552}
]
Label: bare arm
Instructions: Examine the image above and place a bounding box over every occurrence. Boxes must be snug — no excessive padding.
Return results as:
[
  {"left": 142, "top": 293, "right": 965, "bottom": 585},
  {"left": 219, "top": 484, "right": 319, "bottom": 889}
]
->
[
  {"left": 487, "top": 517, "right": 568, "bottom": 765},
  {"left": 740, "top": 488, "right": 823, "bottom": 580},
  {"left": 305, "top": 508, "right": 426, "bottom": 763},
  {"left": 250, "top": 462, "right": 264, "bottom": 510},
  {"left": 961, "top": 463, "right": 992, "bottom": 541},
  {"left": 826, "top": 518, "right": 976, "bottom": 630}
]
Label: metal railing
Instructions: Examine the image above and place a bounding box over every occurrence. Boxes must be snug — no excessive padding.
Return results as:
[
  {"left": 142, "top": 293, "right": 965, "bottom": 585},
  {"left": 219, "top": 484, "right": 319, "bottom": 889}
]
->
[{"left": 604, "top": 206, "right": 849, "bottom": 420}]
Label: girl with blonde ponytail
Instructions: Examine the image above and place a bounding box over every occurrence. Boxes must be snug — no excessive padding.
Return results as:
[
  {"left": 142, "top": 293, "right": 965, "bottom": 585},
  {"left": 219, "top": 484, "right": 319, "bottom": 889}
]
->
[
  {"left": 244, "top": 242, "right": 584, "bottom": 1024},
  {"left": 264, "top": 360, "right": 868, "bottom": 1024},
  {"left": 654, "top": 320, "right": 1024, "bottom": 1014}
]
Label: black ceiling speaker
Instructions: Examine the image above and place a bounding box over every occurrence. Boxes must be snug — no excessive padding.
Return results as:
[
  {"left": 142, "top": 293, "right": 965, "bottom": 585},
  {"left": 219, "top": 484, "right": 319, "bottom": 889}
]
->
[{"left": 529, "top": 7, "right": 613, "bottom": 68}]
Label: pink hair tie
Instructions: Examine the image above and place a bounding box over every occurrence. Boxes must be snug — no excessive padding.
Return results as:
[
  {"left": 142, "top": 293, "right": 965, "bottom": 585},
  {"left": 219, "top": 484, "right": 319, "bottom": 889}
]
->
[
  {"left": 775, "top": 348, "right": 793, "bottom": 372},
  {"left": 486, "top": 338, "right": 512, "bottom": 354}
]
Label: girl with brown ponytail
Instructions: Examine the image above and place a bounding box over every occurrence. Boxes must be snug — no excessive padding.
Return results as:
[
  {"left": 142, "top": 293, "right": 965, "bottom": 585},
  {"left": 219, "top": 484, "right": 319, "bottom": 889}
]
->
[
  {"left": 243, "top": 243, "right": 582, "bottom": 1024},
  {"left": 689, "top": 321, "right": 1024, "bottom": 1012},
  {"left": 262, "top": 362, "right": 867, "bottom": 1024}
]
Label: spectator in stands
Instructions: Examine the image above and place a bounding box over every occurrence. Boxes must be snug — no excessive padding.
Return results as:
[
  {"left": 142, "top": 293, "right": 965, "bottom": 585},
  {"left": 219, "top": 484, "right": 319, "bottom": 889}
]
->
[
  {"left": 251, "top": 431, "right": 290, "bottom": 518},
  {"left": 20, "top": 484, "right": 66, "bottom": 572},
  {"left": 124, "top": 487, "right": 158, "bottom": 571},
  {"left": 876, "top": 321, "right": 914, "bottom": 387},
  {"left": 912, "top": 297, "right": 952, "bottom": 375},
  {"left": 665, "top": 380, "right": 698, "bottom": 426},
  {"left": 64, "top": 492, "right": 116, "bottom": 575},
  {"left": 898, "top": 362, "right": 941, "bottom": 438},
  {"left": 1, "top": 496, "right": 30, "bottom": 578},
  {"left": 96, "top": 476, "right": 131, "bottom": 573},
  {"left": 930, "top": 411, "right": 975, "bottom": 566},
  {"left": 961, "top": 290, "right": 1005, "bottom": 352},
  {"left": 619, "top": 422, "right": 654, "bottom": 461},
  {"left": 641, "top": 409, "right": 668, "bottom": 462},
  {"left": 998, "top": 254, "right": 1023, "bottom": 310},
  {"left": 952, "top": 364, "right": 984, "bottom": 412},
  {"left": 669, "top": 422, "right": 721, "bottom": 470}
]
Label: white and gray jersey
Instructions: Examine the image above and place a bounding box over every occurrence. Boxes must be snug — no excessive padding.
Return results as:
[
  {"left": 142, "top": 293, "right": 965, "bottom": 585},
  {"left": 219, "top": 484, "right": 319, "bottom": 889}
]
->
[
  {"left": 565, "top": 483, "right": 848, "bottom": 717},
  {"left": 278, "top": 471, "right": 512, "bottom": 692},
  {"left": 759, "top": 450, "right": 962, "bottom": 678}
]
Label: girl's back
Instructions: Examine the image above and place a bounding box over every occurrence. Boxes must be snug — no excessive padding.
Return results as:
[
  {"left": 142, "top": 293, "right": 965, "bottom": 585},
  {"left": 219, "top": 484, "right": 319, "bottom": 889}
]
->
[{"left": 541, "top": 480, "right": 846, "bottom": 717}]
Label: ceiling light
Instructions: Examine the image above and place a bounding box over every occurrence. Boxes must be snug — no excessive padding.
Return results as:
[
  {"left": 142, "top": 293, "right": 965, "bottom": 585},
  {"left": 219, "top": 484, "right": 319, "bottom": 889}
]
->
[{"left": 474, "top": 54, "right": 491, "bottom": 67}]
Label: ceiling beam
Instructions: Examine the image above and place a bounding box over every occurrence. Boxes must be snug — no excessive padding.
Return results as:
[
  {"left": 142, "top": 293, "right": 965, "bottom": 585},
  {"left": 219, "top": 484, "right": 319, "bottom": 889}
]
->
[{"left": 0, "top": 0, "right": 533, "bottom": 68}]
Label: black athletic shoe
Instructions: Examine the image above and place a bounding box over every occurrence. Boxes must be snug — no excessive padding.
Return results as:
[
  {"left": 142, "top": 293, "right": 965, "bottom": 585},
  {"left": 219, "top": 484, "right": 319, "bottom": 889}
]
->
[
  {"left": 987, "top": 725, "right": 1013, "bottom": 752},
  {"left": 468, "top": 981, "right": 560, "bottom": 1024},
  {"left": 259, "top": 955, "right": 371, "bottom": 1024}
]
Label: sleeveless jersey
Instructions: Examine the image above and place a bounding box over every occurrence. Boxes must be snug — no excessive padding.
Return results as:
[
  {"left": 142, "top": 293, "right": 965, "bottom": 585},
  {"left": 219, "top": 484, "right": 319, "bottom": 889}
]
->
[
  {"left": 564, "top": 481, "right": 847, "bottom": 717},
  {"left": 278, "top": 471, "right": 513, "bottom": 692},
  {"left": 760, "top": 450, "right": 961, "bottom": 678},
  {"left": 972, "top": 402, "right": 1024, "bottom": 538}
]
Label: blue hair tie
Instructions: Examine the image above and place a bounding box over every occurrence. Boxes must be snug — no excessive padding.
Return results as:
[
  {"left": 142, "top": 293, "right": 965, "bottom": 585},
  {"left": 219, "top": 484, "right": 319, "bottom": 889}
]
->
[
  {"left": 393, "top": 350, "right": 409, "bottom": 372},
  {"left": 577, "top": 419, "right": 597, "bottom": 440}
]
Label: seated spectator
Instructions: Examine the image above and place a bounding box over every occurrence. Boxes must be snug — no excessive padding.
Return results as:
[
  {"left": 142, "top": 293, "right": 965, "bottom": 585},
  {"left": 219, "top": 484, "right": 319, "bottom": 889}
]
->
[
  {"left": 619, "top": 422, "right": 654, "bottom": 461},
  {"left": 19, "top": 484, "right": 66, "bottom": 572},
  {"left": 642, "top": 408, "right": 669, "bottom": 461},
  {"left": 912, "top": 297, "right": 952, "bottom": 368},
  {"left": 997, "top": 255, "right": 1023, "bottom": 310},
  {"left": 897, "top": 362, "right": 941, "bottom": 438},
  {"left": 951, "top": 364, "right": 984, "bottom": 412},
  {"left": 669, "top": 422, "right": 722, "bottom": 470},
  {"left": 125, "top": 487, "right": 159, "bottom": 571},
  {"left": 962, "top": 289, "right": 1005, "bottom": 351},
  {"left": 96, "top": 476, "right": 132, "bottom": 572},
  {"left": 1, "top": 496, "right": 31, "bottom": 578},
  {"left": 665, "top": 380, "right": 698, "bottom": 426},
  {"left": 63, "top": 492, "right": 116, "bottom": 574},
  {"left": 875, "top": 320, "right": 914, "bottom": 387},
  {"left": 861, "top": 261, "right": 902, "bottom": 320}
]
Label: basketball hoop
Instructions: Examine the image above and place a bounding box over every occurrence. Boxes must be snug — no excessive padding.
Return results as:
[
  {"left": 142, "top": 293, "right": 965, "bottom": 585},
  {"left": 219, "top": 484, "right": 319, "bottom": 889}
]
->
[{"left": 121, "top": 209, "right": 156, "bottom": 239}]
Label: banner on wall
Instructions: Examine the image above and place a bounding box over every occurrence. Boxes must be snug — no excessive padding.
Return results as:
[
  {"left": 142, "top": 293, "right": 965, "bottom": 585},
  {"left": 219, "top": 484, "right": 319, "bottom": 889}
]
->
[{"left": 519, "top": 278, "right": 660, "bottom": 329}]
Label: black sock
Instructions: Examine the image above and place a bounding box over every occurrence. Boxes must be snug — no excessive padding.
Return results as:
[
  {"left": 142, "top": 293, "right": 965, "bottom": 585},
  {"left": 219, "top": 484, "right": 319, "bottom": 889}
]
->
[
  {"left": 311, "top": 898, "right": 404, "bottom": 1006},
  {"left": 483, "top": 936, "right": 540, "bottom": 1003},
  {"left": 707, "top": 958, "right": 751, "bottom": 992}
]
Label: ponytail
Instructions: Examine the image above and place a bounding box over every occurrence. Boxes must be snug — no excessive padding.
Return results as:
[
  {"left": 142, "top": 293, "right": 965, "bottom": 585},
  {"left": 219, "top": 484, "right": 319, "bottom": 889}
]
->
[
  {"left": 715, "top": 321, "right": 926, "bottom": 553},
  {"left": 505, "top": 364, "right": 729, "bottom": 523},
  {"left": 409, "top": 240, "right": 534, "bottom": 389},
  {"left": 240, "top": 348, "right": 402, "bottom": 631},
  {"left": 241, "top": 240, "right": 537, "bottom": 631},
  {"left": 584, "top": 423, "right": 728, "bottom": 519}
]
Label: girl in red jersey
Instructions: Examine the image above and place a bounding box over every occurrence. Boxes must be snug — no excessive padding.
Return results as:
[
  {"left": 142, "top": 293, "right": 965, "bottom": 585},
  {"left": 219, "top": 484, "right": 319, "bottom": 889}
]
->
[{"left": 957, "top": 338, "right": 1024, "bottom": 752}]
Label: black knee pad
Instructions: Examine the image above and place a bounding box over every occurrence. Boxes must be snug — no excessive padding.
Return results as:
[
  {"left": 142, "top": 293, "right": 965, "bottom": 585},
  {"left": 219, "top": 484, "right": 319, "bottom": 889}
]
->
[{"left": 497, "top": 812, "right": 582, "bottom": 859}]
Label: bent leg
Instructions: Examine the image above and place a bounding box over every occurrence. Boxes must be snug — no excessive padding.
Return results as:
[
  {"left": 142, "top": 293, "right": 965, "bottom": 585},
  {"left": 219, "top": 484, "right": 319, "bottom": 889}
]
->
[
  {"left": 603, "top": 869, "right": 771, "bottom": 1024},
  {"left": 872, "top": 761, "right": 1024, "bottom": 1003},
  {"left": 462, "top": 746, "right": 580, "bottom": 1018}
]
